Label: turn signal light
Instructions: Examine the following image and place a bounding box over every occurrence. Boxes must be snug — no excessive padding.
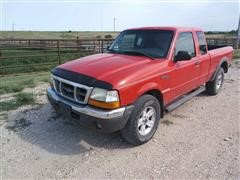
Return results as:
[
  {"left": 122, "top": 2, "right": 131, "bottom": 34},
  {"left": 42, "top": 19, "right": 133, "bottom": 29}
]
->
[{"left": 88, "top": 99, "right": 120, "bottom": 109}]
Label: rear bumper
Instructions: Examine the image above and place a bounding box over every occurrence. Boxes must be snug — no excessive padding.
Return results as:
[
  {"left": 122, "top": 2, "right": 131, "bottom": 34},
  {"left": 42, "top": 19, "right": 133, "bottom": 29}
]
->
[{"left": 47, "top": 87, "right": 134, "bottom": 132}]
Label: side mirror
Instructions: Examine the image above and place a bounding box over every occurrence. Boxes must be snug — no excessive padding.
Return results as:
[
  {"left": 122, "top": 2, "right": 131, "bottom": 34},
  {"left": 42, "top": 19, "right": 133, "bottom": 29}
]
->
[
  {"left": 199, "top": 45, "right": 206, "bottom": 52},
  {"left": 106, "top": 46, "right": 110, "bottom": 50},
  {"left": 174, "top": 51, "right": 192, "bottom": 61},
  {"left": 199, "top": 45, "right": 207, "bottom": 55}
]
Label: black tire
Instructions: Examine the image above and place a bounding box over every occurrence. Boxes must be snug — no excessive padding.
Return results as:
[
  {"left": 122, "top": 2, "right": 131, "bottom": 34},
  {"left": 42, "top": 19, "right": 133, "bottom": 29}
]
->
[
  {"left": 206, "top": 67, "right": 224, "bottom": 95},
  {"left": 121, "top": 94, "right": 161, "bottom": 145}
]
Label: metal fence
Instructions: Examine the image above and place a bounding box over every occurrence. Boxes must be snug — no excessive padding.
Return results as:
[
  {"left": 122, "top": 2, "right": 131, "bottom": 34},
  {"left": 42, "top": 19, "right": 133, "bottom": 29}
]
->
[
  {"left": 206, "top": 37, "right": 239, "bottom": 49},
  {"left": 0, "top": 37, "right": 238, "bottom": 74},
  {"left": 0, "top": 38, "right": 114, "bottom": 74}
]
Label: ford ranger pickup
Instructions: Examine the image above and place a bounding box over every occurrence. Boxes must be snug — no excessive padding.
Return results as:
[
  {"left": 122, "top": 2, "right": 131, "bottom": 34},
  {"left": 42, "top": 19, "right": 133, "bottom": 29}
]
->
[{"left": 47, "top": 27, "right": 233, "bottom": 145}]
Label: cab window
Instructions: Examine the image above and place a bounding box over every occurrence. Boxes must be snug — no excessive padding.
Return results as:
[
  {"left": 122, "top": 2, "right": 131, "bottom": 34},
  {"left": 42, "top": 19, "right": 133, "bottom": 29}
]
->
[
  {"left": 196, "top": 31, "right": 207, "bottom": 55},
  {"left": 174, "top": 32, "right": 196, "bottom": 60}
]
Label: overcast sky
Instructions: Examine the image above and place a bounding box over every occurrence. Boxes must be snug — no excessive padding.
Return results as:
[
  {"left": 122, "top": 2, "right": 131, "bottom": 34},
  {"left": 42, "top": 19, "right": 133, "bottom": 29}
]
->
[{"left": 1, "top": 0, "right": 239, "bottom": 31}]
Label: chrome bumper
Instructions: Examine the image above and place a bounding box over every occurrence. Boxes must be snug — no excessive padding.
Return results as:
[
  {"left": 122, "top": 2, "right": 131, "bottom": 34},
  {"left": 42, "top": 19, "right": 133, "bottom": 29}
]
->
[{"left": 47, "top": 87, "right": 127, "bottom": 119}]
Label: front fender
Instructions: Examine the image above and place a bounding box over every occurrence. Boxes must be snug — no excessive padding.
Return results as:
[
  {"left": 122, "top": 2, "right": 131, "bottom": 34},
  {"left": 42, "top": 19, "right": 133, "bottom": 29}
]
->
[
  {"left": 137, "top": 82, "right": 160, "bottom": 97},
  {"left": 119, "top": 81, "right": 165, "bottom": 106}
]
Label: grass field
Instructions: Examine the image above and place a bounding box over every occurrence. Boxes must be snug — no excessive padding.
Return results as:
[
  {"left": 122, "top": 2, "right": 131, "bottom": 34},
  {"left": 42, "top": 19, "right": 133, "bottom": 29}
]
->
[
  {"left": 0, "top": 71, "right": 50, "bottom": 94},
  {"left": 0, "top": 31, "right": 236, "bottom": 40},
  {"left": 0, "top": 31, "right": 119, "bottom": 39},
  {"left": 1, "top": 48, "right": 239, "bottom": 74},
  {"left": 0, "top": 92, "right": 35, "bottom": 111},
  {"left": 234, "top": 49, "right": 240, "bottom": 59},
  {"left": 0, "top": 72, "right": 49, "bottom": 112},
  {"left": 0, "top": 31, "right": 238, "bottom": 75},
  {"left": 0, "top": 48, "right": 92, "bottom": 74}
]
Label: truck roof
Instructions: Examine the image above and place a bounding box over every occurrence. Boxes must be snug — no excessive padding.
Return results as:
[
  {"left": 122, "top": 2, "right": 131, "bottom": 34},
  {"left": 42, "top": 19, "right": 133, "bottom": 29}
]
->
[{"left": 126, "top": 26, "right": 203, "bottom": 32}]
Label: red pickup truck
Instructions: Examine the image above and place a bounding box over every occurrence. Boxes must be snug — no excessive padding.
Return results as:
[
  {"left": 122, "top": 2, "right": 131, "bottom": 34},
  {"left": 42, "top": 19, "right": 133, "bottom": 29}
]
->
[{"left": 47, "top": 27, "right": 233, "bottom": 145}]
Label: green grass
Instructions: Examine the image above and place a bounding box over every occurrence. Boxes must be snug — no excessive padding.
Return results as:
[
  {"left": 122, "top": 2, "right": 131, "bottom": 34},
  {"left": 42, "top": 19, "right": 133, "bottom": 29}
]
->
[
  {"left": 0, "top": 31, "right": 119, "bottom": 39},
  {"left": 0, "top": 71, "right": 49, "bottom": 94},
  {"left": 0, "top": 92, "right": 35, "bottom": 111},
  {"left": 0, "top": 72, "right": 49, "bottom": 112},
  {"left": 234, "top": 49, "right": 240, "bottom": 59},
  {"left": 0, "top": 48, "right": 92, "bottom": 74},
  {"left": 1, "top": 31, "right": 236, "bottom": 40}
]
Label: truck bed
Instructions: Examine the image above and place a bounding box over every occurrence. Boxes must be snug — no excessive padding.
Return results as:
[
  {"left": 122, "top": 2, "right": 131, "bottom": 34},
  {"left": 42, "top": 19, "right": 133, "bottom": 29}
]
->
[
  {"left": 207, "top": 44, "right": 227, "bottom": 51},
  {"left": 207, "top": 45, "right": 233, "bottom": 82}
]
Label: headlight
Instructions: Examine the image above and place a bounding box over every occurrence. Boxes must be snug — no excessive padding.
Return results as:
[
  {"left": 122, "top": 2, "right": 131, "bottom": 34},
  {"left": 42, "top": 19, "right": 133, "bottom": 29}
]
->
[{"left": 88, "top": 88, "right": 120, "bottom": 109}]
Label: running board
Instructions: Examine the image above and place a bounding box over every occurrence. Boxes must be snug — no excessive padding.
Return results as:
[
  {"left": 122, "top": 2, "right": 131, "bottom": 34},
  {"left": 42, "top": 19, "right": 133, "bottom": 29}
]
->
[{"left": 165, "top": 86, "right": 205, "bottom": 112}]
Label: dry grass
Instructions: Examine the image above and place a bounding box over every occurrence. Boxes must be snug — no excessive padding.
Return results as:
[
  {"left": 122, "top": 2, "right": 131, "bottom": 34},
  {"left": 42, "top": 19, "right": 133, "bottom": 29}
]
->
[{"left": 0, "top": 31, "right": 119, "bottom": 39}]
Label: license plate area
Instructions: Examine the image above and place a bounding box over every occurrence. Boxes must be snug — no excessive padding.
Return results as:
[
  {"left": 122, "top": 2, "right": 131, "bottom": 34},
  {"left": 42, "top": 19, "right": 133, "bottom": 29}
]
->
[{"left": 57, "top": 101, "right": 72, "bottom": 117}]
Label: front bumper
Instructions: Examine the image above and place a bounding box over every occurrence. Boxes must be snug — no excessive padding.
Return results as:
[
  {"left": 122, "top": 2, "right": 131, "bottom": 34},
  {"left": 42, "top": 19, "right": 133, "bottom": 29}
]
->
[{"left": 47, "top": 87, "right": 134, "bottom": 132}]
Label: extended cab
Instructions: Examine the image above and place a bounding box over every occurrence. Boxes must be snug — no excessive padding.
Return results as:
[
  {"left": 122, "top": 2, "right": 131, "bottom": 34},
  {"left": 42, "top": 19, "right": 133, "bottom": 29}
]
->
[{"left": 47, "top": 27, "right": 233, "bottom": 145}]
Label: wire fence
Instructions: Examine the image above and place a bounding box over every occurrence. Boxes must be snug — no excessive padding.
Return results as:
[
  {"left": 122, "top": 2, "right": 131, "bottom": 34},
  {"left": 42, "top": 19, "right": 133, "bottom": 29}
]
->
[
  {"left": 0, "top": 38, "right": 114, "bottom": 74},
  {"left": 0, "top": 36, "right": 238, "bottom": 75}
]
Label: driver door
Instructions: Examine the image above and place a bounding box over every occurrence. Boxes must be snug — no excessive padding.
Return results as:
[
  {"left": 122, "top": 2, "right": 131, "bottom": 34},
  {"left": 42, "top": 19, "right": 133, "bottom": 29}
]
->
[{"left": 170, "top": 32, "right": 201, "bottom": 98}]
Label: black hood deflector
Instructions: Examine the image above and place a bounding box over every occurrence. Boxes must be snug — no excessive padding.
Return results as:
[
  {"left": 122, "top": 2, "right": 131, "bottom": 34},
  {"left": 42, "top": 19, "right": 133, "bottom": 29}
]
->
[{"left": 51, "top": 68, "right": 113, "bottom": 90}]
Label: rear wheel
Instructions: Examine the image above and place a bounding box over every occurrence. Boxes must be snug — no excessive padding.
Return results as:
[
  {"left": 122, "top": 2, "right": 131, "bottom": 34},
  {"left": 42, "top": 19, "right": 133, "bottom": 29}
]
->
[
  {"left": 121, "top": 94, "right": 161, "bottom": 145},
  {"left": 206, "top": 67, "right": 224, "bottom": 95}
]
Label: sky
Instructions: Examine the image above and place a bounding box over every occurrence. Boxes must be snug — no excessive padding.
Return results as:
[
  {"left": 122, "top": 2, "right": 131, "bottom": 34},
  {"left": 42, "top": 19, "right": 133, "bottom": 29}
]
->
[{"left": 0, "top": 0, "right": 239, "bottom": 31}]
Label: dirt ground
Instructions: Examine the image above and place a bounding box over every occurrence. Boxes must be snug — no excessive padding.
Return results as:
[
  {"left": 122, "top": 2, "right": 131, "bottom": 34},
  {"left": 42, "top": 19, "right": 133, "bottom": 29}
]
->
[{"left": 1, "top": 64, "right": 239, "bottom": 179}]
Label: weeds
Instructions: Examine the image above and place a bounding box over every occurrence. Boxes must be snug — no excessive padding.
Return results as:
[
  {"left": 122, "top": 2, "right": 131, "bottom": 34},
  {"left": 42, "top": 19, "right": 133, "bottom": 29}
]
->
[
  {"left": 0, "top": 72, "right": 49, "bottom": 94},
  {"left": 233, "top": 49, "right": 240, "bottom": 59},
  {"left": 0, "top": 92, "right": 35, "bottom": 111},
  {"left": 234, "top": 49, "right": 240, "bottom": 59}
]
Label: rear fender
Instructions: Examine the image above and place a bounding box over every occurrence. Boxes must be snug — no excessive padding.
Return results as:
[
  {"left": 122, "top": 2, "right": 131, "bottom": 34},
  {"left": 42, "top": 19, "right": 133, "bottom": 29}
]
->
[{"left": 210, "top": 57, "right": 229, "bottom": 81}]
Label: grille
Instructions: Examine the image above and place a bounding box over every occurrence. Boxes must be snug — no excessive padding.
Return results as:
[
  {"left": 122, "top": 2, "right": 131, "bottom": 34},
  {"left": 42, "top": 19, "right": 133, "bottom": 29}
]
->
[{"left": 52, "top": 75, "right": 92, "bottom": 104}]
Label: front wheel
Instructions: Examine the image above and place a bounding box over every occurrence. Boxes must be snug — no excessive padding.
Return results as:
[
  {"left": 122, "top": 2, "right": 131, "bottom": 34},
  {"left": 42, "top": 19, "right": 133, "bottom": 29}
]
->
[
  {"left": 206, "top": 67, "right": 224, "bottom": 95},
  {"left": 121, "top": 94, "right": 161, "bottom": 145}
]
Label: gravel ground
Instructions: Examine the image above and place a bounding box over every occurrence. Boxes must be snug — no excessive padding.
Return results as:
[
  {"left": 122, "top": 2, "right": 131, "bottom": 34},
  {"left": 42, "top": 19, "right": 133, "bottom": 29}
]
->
[{"left": 1, "top": 64, "right": 239, "bottom": 179}]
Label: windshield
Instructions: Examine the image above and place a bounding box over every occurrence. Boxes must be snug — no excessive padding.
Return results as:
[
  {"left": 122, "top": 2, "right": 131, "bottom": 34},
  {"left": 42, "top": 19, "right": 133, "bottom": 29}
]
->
[{"left": 108, "top": 30, "right": 174, "bottom": 59}]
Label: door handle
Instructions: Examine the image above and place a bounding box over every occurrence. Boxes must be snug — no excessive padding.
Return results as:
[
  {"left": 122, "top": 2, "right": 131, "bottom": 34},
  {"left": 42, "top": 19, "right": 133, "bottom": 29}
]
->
[{"left": 195, "top": 61, "right": 200, "bottom": 67}]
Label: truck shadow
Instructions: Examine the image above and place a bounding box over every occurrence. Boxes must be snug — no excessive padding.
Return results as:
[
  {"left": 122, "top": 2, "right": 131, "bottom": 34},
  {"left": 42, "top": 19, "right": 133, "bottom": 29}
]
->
[{"left": 6, "top": 103, "right": 132, "bottom": 155}]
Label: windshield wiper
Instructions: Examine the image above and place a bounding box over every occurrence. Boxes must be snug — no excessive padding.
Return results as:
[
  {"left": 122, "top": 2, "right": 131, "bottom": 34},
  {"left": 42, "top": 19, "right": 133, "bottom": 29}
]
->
[{"left": 122, "top": 50, "right": 155, "bottom": 60}]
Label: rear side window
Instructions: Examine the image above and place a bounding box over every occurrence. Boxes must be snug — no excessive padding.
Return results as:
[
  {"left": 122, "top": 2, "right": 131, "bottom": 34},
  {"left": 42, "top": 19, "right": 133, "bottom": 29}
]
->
[
  {"left": 196, "top": 31, "right": 207, "bottom": 55},
  {"left": 174, "top": 32, "right": 196, "bottom": 59}
]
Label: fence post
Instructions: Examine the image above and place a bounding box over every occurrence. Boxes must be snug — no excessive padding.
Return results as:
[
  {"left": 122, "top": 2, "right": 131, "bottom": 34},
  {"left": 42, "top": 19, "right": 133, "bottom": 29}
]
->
[
  {"left": 76, "top": 37, "right": 80, "bottom": 52},
  {"left": 101, "top": 40, "right": 104, "bottom": 53},
  {"left": 57, "top": 40, "right": 61, "bottom": 64},
  {"left": 98, "top": 40, "right": 100, "bottom": 53},
  {"left": 93, "top": 40, "right": 96, "bottom": 52}
]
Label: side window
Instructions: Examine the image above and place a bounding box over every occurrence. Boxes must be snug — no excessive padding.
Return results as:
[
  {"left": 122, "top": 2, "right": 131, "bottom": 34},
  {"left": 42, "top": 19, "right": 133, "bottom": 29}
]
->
[
  {"left": 196, "top": 31, "right": 207, "bottom": 55},
  {"left": 174, "top": 32, "right": 196, "bottom": 60}
]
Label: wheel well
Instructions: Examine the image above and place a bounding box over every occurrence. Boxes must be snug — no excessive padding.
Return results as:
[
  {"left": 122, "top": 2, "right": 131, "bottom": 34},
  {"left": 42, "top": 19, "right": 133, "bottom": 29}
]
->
[
  {"left": 145, "top": 89, "right": 164, "bottom": 118},
  {"left": 221, "top": 61, "right": 228, "bottom": 73}
]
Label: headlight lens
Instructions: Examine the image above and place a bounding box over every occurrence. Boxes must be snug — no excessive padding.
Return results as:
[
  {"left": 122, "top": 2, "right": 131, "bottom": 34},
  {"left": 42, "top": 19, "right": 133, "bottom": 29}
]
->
[{"left": 88, "top": 88, "right": 120, "bottom": 109}]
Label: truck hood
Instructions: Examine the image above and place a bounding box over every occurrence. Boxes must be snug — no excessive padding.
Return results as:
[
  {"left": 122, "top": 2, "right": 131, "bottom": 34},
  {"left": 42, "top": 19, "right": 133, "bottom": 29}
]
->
[{"left": 57, "top": 53, "right": 164, "bottom": 88}]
